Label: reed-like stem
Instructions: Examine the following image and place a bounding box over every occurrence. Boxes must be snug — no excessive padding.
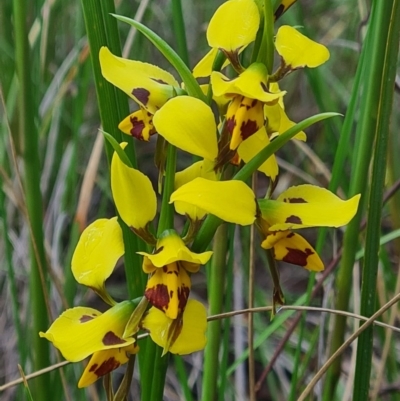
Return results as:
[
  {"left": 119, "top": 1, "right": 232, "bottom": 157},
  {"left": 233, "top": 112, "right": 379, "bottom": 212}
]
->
[
  {"left": 12, "top": 0, "right": 50, "bottom": 397},
  {"left": 352, "top": 1, "right": 400, "bottom": 399},
  {"left": 325, "top": 1, "right": 400, "bottom": 396},
  {"left": 201, "top": 223, "right": 229, "bottom": 401}
]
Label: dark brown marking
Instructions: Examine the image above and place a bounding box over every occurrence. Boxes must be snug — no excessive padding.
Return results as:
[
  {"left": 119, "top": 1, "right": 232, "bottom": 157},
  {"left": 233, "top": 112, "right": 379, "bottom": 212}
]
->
[
  {"left": 240, "top": 120, "right": 259, "bottom": 140},
  {"left": 178, "top": 285, "right": 190, "bottom": 310},
  {"left": 286, "top": 232, "right": 295, "bottom": 238},
  {"left": 132, "top": 88, "right": 150, "bottom": 106},
  {"left": 284, "top": 197, "right": 307, "bottom": 203},
  {"left": 89, "top": 357, "right": 120, "bottom": 377},
  {"left": 102, "top": 331, "right": 126, "bottom": 346},
  {"left": 162, "top": 266, "right": 168, "bottom": 273},
  {"left": 145, "top": 284, "right": 170, "bottom": 310},
  {"left": 129, "top": 115, "right": 145, "bottom": 140},
  {"left": 285, "top": 215, "right": 302, "bottom": 224},
  {"left": 79, "top": 315, "right": 95, "bottom": 323},
  {"left": 283, "top": 248, "right": 314, "bottom": 267},
  {"left": 274, "top": 4, "right": 284, "bottom": 19},
  {"left": 151, "top": 78, "right": 168, "bottom": 85},
  {"left": 226, "top": 116, "right": 236, "bottom": 135},
  {"left": 260, "top": 82, "right": 268, "bottom": 92}
]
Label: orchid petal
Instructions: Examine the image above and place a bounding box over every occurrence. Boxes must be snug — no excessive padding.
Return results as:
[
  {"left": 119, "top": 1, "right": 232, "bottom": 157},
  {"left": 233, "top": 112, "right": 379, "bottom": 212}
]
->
[
  {"left": 238, "top": 127, "right": 279, "bottom": 180},
  {"left": 275, "top": 26, "right": 330, "bottom": 69},
  {"left": 99, "top": 47, "right": 179, "bottom": 113},
  {"left": 142, "top": 299, "right": 207, "bottom": 355},
  {"left": 111, "top": 143, "right": 157, "bottom": 229},
  {"left": 207, "top": 0, "right": 260, "bottom": 52},
  {"left": 258, "top": 185, "right": 361, "bottom": 231},
  {"left": 71, "top": 217, "right": 123, "bottom": 292},
  {"left": 153, "top": 96, "right": 218, "bottom": 160},
  {"left": 39, "top": 302, "right": 136, "bottom": 362},
  {"left": 170, "top": 177, "right": 256, "bottom": 225}
]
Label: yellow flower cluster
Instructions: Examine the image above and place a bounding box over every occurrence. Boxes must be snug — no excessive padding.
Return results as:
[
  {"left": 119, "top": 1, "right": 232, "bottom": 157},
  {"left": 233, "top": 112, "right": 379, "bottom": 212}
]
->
[{"left": 40, "top": 0, "right": 360, "bottom": 388}]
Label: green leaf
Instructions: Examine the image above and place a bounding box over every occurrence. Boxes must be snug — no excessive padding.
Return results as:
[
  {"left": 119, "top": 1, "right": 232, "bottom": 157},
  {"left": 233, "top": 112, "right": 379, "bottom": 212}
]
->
[
  {"left": 100, "top": 129, "right": 132, "bottom": 168},
  {"left": 111, "top": 14, "right": 206, "bottom": 102}
]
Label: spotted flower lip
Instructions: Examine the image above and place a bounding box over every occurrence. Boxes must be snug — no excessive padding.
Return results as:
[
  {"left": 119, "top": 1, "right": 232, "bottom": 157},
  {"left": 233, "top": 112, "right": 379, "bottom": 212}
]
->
[
  {"left": 78, "top": 344, "right": 138, "bottom": 388},
  {"left": 138, "top": 231, "right": 212, "bottom": 319},
  {"left": 261, "top": 230, "right": 324, "bottom": 272},
  {"left": 142, "top": 299, "right": 207, "bottom": 355},
  {"left": 39, "top": 301, "right": 136, "bottom": 362}
]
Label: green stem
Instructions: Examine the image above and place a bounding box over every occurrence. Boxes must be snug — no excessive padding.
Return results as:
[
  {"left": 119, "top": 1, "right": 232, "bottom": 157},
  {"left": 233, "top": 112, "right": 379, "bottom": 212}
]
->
[
  {"left": 325, "top": 1, "right": 399, "bottom": 397},
  {"left": 12, "top": 0, "right": 50, "bottom": 397},
  {"left": 352, "top": 1, "right": 400, "bottom": 399},
  {"left": 201, "top": 223, "right": 229, "bottom": 401},
  {"left": 157, "top": 144, "right": 177, "bottom": 235},
  {"left": 257, "top": 0, "right": 274, "bottom": 73}
]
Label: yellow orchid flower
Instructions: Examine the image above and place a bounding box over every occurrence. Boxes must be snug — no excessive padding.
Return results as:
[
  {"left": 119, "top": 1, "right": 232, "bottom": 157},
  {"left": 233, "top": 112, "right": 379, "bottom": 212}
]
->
[
  {"left": 256, "top": 185, "right": 361, "bottom": 270},
  {"left": 40, "top": 301, "right": 139, "bottom": 387},
  {"left": 138, "top": 230, "right": 213, "bottom": 319},
  {"left": 193, "top": 0, "right": 260, "bottom": 78},
  {"left": 211, "top": 63, "right": 286, "bottom": 150},
  {"left": 142, "top": 299, "right": 207, "bottom": 355},
  {"left": 99, "top": 46, "right": 180, "bottom": 140}
]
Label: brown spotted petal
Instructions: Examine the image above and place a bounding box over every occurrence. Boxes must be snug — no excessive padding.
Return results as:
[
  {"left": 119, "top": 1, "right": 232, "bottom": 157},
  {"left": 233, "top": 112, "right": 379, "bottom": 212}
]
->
[
  {"left": 226, "top": 95, "right": 265, "bottom": 150},
  {"left": 39, "top": 302, "right": 136, "bottom": 362},
  {"left": 264, "top": 231, "right": 324, "bottom": 271},
  {"left": 258, "top": 185, "right": 361, "bottom": 231},
  {"left": 78, "top": 343, "right": 138, "bottom": 388},
  {"left": 118, "top": 108, "right": 156, "bottom": 141},
  {"left": 100, "top": 47, "right": 179, "bottom": 114},
  {"left": 145, "top": 262, "right": 191, "bottom": 320}
]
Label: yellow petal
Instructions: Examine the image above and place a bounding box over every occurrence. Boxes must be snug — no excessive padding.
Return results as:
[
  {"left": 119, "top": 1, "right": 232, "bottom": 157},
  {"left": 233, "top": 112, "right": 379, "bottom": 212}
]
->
[
  {"left": 153, "top": 96, "right": 218, "bottom": 160},
  {"left": 263, "top": 231, "right": 324, "bottom": 272},
  {"left": 207, "top": 0, "right": 260, "bottom": 52},
  {"left": 138, "top": 230, "right": 212, "bottom": 267},
  {"left": 238, "top": 127, "right": 279, "bottom": 180},
  {"left": 71, "top": 217, "right": 123, "bottom": 292},
  {"left": 142, "top": 300, "right": 207, "bottom": 355},
  {"left": 145, "top": 262, "right": 191, "bottom": 319},
  {"left": 78, "top": 344, "right": 138, "bottom": 388},
  {"left": 259, "top": 185, "right": 361, "bottom": 231},
  {"left": 111, "top": 143, "right": 157, "bottom": 229},
  {"left": 118, "top": 108, "right": 156, "bottom": 141},
  {"left": 174, "top": 160, "right": 218, "bottom": 220},
  {"left": 39, "top": 302, "right": 136, "bottom": 362},
  {"left": 99, "top": 47, "right": 179, "bottom": 114},
  {"left": 264, "top": 103, "right": 306, "bottom": 141},
  {"left": 193, "top": 48, "right": 219, "bottom": 79},
  {"left": 211, "top": 63, "right": 285, "bottom": 104},
  {"left": 275, "top": 26, "right": 330, "bottom": 69},
  {"left": 170, "top": 177, "right": 256, "bottom": 225}
]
